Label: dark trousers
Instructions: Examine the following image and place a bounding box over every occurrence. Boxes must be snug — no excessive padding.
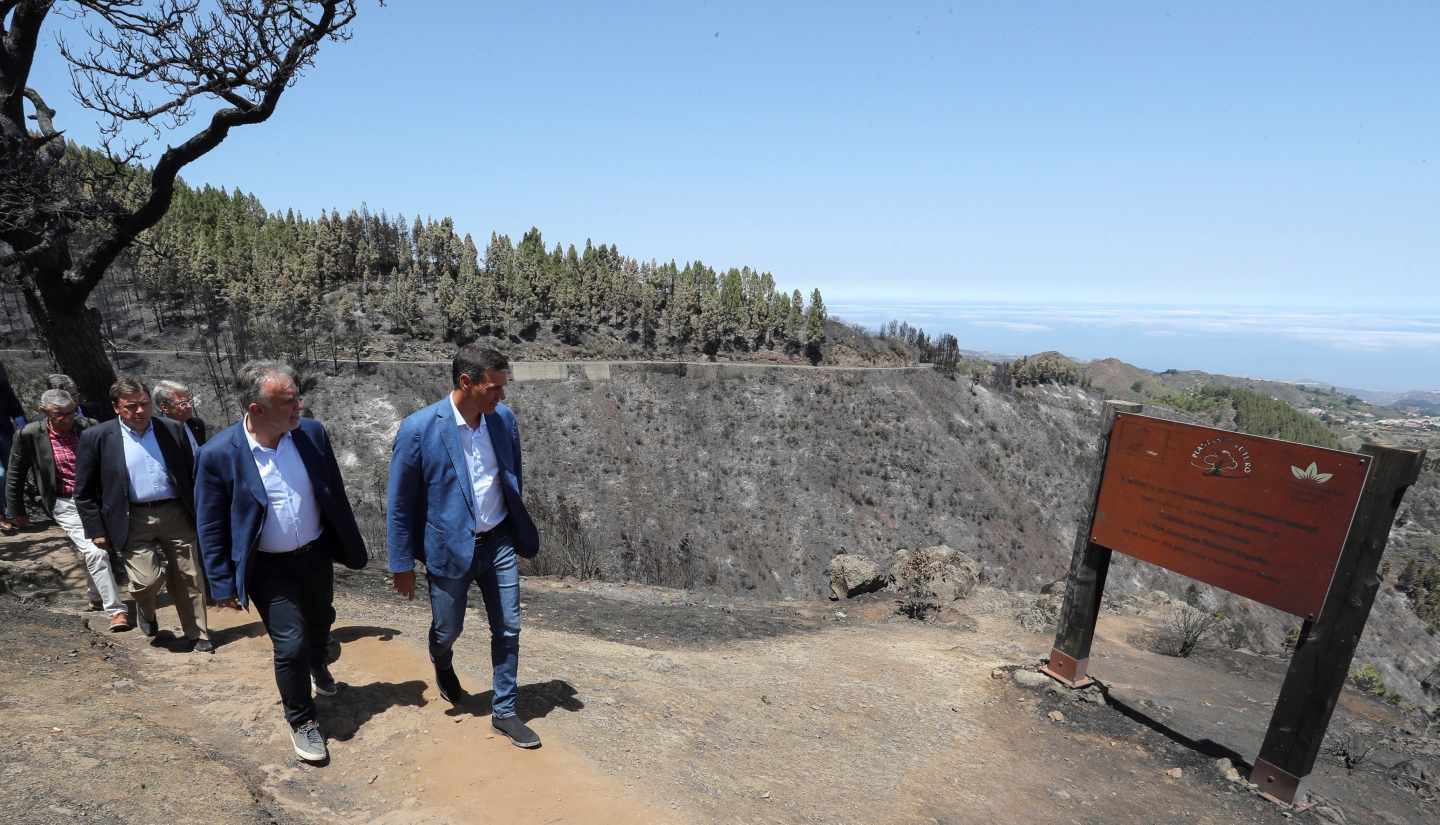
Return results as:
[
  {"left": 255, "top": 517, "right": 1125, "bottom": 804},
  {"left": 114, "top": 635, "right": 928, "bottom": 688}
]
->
[{"left": 251, "top": 547, "right": 333, "bottom": 728}]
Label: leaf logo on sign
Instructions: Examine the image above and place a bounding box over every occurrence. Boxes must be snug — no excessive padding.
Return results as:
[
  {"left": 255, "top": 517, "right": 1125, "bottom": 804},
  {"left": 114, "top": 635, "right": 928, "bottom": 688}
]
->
[{"left": 1290, "top": 462, "right": 1333, "bottom": 484}]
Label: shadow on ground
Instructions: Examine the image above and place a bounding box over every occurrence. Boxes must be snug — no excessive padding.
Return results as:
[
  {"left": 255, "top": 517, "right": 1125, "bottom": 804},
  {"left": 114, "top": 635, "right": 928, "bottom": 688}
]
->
[
  {"left": 440, "top": 678, "right": 586, "bottom": 722},
  {"left": 323, "top": 679, "right": 430, "bottom": 741}
]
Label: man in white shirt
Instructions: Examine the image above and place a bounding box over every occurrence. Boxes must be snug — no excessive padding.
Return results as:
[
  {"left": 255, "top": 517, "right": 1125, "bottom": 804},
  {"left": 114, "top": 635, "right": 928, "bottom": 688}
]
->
[
  {"left": 387, "top": 346, "right": 542, "bottom": 749},
  {"left": 195, "top": 361, "right": 367, "bottom": 763}
]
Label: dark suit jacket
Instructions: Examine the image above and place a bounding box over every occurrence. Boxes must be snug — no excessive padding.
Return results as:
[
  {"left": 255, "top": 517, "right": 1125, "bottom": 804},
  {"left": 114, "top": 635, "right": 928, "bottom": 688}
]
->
[
  {"left": 185, "top": 417, "right": 208, "bottom": 446},
  {"left": 74, "top": 416, "right": 196, "bottom": 551},
  {"left": 194, "top": 418, "right": 367, "bottom": 606},
  {"left": 6, "top": 417, "right": 98, "bottom": 517},
  {"left": 386, "top": 399, "right": 539, "bottom": 580}
]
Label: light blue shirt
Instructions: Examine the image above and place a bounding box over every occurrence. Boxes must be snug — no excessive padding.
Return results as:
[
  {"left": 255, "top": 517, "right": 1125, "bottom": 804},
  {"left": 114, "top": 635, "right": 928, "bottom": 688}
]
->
[
  {"left": 120, "top": 421, "right": 177, "bottom": 503},
  {"left": 244, "top": 420, "right": 323, "bottom": 553},
  {"left": 450, "top": 397, "right": 507, "bottom": 532}
]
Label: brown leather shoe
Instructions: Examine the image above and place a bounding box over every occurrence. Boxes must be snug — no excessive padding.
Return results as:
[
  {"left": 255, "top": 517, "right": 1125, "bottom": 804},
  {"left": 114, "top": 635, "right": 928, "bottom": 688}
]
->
[{"left": 109, "top": 613, "right": 131, "bottom": 632}]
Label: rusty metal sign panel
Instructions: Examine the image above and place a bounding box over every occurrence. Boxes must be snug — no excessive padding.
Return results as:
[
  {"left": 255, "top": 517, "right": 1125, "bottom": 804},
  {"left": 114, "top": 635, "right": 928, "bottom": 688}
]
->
[{"left": 1091, "top": 413, "right": 1370, "bottom": 617}]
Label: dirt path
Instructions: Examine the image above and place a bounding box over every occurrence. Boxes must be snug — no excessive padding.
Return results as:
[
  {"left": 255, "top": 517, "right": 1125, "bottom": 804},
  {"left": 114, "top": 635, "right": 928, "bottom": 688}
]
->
[{"left": 2, "top": 527, "right": 1432, "bottom": 825}]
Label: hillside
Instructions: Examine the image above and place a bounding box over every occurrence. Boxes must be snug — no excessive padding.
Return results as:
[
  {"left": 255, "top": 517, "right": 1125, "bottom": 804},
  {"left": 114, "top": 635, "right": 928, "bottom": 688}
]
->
[{"left": 4, "top": 349, "right": 1436, "bottom": 708}]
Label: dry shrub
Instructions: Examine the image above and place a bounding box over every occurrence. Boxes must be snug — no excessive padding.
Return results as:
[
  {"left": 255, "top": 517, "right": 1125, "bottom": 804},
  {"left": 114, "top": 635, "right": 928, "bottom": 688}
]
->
[{"left": 1151, "top": 605, "right": 1223, "bottom": 658}]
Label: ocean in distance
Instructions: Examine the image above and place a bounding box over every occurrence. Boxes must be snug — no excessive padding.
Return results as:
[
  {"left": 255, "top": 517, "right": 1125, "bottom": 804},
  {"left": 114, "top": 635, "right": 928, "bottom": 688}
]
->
[{"left": 829, "top": 302, "right": 1440, "bottom": 395}]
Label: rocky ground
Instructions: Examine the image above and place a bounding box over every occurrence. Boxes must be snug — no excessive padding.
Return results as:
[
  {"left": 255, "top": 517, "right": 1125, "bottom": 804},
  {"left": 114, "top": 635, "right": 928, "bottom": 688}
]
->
[{"left": 2, "top": 526, "right": 1436, "bottom": 825}]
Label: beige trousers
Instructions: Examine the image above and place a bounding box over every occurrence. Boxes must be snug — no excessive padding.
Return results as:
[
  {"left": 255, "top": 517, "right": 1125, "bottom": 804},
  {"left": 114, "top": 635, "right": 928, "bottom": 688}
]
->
[{"left": 124, "top": 500, "right": 209, "bottom": 641}]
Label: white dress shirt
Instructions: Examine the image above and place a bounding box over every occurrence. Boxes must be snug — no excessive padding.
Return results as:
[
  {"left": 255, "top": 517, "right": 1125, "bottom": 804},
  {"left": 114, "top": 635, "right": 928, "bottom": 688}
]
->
[
  {"left": 119, "top": 421, "right": 177, "bottom": 503},
  {"left": 450, "top": 397, "right": 507, "bottom": 532},
  {"left": 244, "top": 419, "right": 323, "bottom": 553}
]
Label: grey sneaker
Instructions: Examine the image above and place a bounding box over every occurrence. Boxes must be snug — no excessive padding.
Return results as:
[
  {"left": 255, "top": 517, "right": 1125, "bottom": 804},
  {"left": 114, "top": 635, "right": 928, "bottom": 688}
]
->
[
  {"left": 491, "top": 715, "right": 540, "bottom": 749},
  {"left": 290, "top": 720, "right": 327, "bottom": 762},
  {"left": 312, "top": 667, "right": 341, "bottom": 697}
]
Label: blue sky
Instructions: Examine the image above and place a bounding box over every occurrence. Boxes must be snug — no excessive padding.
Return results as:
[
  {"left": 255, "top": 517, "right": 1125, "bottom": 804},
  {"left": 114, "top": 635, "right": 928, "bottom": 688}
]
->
[{"left": 22, "top": 2, "right": 1440, "bottom": 385}]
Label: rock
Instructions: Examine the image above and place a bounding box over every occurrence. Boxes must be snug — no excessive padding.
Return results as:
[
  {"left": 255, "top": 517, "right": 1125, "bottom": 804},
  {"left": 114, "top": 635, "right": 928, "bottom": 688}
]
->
[
  {"left": 1047, "top": 710, "right": 1066, "bottom": 722},
  {"left": 1213, "top": 758, "right": 1242, "bottom": 783},
  {"left": 890, "top": 545, "right": 982, "bottom": 605},
  {"left": 646, "top": 654, "right": 676, "bottom": 673},
  {"left": 1012, "top": 669, "right": 1052, "bottom": 689},
  {"left": 1312, "top": 805, "right": 1347, "bottom": 825},
  {"left": 1165, "top": 767, "right": 1183, "bottom": 779},
  {"left": 1016, "top": 593, "right": 1062, "bottom": 633},
  {"left": 827, "top": 554, "right": 887, "bottom": 600}
]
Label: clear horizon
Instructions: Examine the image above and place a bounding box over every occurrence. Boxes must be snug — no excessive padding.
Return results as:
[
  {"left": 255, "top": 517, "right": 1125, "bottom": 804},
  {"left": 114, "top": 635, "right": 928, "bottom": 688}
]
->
[{"left": 832, "top": 300, "right": 1440, "bottom": 395}]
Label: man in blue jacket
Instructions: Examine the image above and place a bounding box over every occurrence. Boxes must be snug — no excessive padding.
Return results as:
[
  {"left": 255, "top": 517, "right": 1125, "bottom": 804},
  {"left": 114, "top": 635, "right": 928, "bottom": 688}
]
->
[
  {"left": 387, "top": 346, "right": 541, "bottom": 748},
  {"left": 195, "top": 360, "right": 367, "bottom": 763}
]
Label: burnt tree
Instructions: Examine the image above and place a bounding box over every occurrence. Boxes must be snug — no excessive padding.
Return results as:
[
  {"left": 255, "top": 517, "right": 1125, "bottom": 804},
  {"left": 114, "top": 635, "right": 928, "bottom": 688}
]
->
[{"left": 0, "top": 1, "right": 362, "bottom": 410}]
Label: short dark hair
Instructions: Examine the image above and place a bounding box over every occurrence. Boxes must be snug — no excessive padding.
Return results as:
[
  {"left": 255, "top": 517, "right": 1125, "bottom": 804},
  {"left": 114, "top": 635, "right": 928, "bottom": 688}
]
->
[
  {"left": 451, "top": 346, "right": 509, "bottom": 389},
  {"left": 109, "top": 376, "right": 147, "bottom": 403}
]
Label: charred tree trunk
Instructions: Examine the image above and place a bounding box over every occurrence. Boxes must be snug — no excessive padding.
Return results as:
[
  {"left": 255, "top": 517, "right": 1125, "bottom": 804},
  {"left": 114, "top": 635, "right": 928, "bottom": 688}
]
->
[{"left": 19, "top": 266, "right": 116, "bottom": 418}]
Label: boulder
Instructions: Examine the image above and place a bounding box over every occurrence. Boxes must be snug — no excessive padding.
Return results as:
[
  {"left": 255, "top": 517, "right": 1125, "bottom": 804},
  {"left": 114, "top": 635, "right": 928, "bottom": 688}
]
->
[
  {"left": 827, "top": 554, "right": 887, "bottom": 600},
  {"left": 890, "top": 545, "right": 982, "bottom": 604}
]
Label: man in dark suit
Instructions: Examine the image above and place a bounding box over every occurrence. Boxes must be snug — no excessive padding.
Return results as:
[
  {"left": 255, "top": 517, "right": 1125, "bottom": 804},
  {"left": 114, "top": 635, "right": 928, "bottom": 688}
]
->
[
  {"left": 74, "top": 377, "right": 209, "bottom": 650},
  {"left": 0, "top": 359, "right": 26, "bottom": 533},
  {"left": 195, "top": 360, "right": 367, "bottom": 764},
  {"left": 387, "top": 346, "right": 542, "bottom": 748},
  {"left": 6, "top": 388, "right": 129, "bottom": 629},
  {"left": 152, "top": 380, "right": 208, "bottom": 452}
]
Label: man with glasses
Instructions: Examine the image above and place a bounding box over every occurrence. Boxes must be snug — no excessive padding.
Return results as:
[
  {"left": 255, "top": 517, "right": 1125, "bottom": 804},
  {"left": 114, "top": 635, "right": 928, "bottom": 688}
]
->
[
  {"left": 75, "top": 377, "right": 210, "bottom": 651},
  {"left": 153, "top": 380, "right": 208, "bottom": 453},
  {"left": 5, "top": 389, "right": 129, "bottom": 630}
]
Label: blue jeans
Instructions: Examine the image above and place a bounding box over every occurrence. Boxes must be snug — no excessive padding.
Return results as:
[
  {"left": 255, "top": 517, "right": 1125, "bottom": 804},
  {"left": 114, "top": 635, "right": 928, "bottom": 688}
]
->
[{"left": 427, "top": 528, "right": 521, "bottom": 718}]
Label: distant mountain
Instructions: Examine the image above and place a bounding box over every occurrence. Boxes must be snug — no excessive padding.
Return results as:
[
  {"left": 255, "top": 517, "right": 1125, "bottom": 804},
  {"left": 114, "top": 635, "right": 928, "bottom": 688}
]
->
[{"left": 1395, "top": 391, "right": 1440, "bottom": 415}]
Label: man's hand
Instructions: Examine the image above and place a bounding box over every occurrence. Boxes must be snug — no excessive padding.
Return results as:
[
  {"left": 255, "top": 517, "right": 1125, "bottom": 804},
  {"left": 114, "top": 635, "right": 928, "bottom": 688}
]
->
[
  {"left": 92, "top": 536, "right": 109, "bottom": 548},
  {"left": 393, "top": 570, "right": 416, "bottom": 600},
  {"left": 215, "top": 597, "right": 243, "bottom": 611}
]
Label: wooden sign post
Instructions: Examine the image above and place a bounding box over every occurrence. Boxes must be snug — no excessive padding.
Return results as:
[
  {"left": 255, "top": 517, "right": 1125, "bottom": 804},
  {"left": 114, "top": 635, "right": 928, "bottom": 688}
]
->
[{"left": 1043, "top": 401, "right": 1425, "bottom": 805}]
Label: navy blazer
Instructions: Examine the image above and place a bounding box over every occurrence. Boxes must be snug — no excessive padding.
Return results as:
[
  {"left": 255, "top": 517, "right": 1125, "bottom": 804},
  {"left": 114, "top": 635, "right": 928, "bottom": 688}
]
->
[
  {"left": 386, "top": 398, "right": 539, "bottom": 579},
  {"left": 74, "top": 416, "right": 196, "bottom": 551},
  {"left": 194, "top": 418, "right": 367, "bottom": 606}
]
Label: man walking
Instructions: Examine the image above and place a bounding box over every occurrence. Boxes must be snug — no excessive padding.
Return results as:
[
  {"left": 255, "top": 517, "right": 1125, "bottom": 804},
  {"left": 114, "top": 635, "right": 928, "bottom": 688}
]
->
[
  {"left": 195, "top": 361, "right": 366, "bottom": 763},
  {"left": 153, "top": 380, "right": 208, "bottom": 453},
  {"left": 75, "top": 378, "right": 209, "bottom": 650},
  {"left": 0, "top": 359, "right": 25, "bottom": 534},
  {"left": 6, "top": 389, "right": 129, "bottom": 629},
  {"left": 387, "top": 346, "right": 541, "bottom": 748}
]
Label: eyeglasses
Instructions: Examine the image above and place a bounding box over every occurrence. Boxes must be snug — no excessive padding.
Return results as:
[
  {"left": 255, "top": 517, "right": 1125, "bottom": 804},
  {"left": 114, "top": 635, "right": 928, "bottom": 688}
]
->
[
  {"left": 167, "top": 397, "right": 200, "bottom": 410},
  {"left": 45, "top": 409, "right": 76, "bottom": 420},
  {"left": 116, "top": 401, "right": 149, "bottom": 413}
]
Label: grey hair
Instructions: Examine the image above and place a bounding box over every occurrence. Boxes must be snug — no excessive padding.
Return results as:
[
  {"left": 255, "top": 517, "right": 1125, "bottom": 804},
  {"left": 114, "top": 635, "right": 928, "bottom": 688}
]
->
[
  {"left": 38, "top": 389, "right": 73, "bottom": 411},
  {"left": 236, "top": 360, "right": 297, "bottom": 410},
  {"left": 152, "top": 380, "right": 192, "bottom": 409}
]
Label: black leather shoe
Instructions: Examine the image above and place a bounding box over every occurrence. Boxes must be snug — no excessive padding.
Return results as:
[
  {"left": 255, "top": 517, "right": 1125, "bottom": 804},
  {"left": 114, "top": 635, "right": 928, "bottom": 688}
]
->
[
  {"left": 193, "top": 639, "right": 214, "bottom": 654},
  {"left": 434, "top": 666, "right": 465, "bottom": 704},
  {"left": 491, "top": 715, "right": 540, "bottom": 749},
  {"left": 136, "top": 610, "right": 157, "bottom": 638}
]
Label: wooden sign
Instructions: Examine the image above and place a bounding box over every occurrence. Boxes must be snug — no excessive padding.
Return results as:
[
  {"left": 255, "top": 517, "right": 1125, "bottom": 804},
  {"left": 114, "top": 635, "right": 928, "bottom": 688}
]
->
[
  {"left": 1043, "top": 401, "right": 1425, "bottom": 806},
  {"left": 1091, "top": 413, "right": 1370, "bottom": 617}
]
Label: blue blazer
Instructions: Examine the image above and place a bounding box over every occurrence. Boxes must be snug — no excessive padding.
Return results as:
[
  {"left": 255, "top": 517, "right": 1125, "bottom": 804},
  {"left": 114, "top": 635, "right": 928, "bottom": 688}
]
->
[
  {"left": 194, "top": 418, "right": 367, "bottom": 606},
  {"left": 386, "top": 398, "right": 539, "bottom": 579}
]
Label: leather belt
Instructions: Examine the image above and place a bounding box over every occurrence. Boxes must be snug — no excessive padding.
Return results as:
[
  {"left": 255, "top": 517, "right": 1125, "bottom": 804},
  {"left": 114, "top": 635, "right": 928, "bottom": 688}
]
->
[
  {"left": 130, "top": 498, "right": 177, "bottom": 509},
  {"left": 474, "top": 519, "right": 508, "bottom": 544},
  {"left": 262, "top": 539, "right": 319, "bottom": 557}
]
